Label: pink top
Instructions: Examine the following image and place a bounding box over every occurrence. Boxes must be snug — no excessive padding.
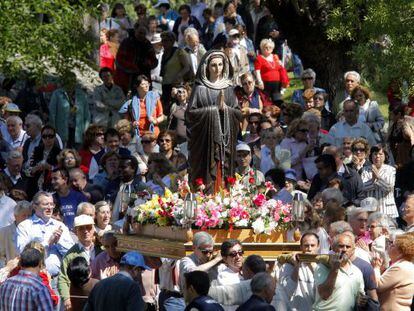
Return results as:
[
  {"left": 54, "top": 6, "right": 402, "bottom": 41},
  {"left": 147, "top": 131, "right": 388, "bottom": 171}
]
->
[{"left": 100, "top": 44, "right": 115, "bottom": 71}]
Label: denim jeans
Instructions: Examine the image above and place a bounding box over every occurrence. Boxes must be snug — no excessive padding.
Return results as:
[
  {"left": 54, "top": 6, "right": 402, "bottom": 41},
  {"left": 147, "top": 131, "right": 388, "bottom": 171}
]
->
[{"left": 158, "top": 290, "right": 186, "bottom": 311}]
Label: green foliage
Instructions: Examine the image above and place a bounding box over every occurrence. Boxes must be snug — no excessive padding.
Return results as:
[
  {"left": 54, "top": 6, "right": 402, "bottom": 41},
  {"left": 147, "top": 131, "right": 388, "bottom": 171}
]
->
[
  {"left": 0, "top": 0, "right": 100, "bottom": 81},
  {"left": 326, "top": 0, "right": 414, "bottom": 94}
]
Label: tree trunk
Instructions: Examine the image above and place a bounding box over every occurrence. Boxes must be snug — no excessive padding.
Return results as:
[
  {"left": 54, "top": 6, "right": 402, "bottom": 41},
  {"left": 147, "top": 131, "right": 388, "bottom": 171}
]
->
[{"left": 269, "top": 1, "right": 355, "bottom": 102}]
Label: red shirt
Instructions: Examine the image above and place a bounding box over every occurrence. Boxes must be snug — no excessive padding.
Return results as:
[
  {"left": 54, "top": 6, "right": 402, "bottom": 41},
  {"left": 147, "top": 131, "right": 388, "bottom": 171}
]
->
[
  {"left": 254, "top": 54, "right": 289, "bottom": 87},
  {"left": 100, "top": 44, "right": 115, "bottom": 71}
]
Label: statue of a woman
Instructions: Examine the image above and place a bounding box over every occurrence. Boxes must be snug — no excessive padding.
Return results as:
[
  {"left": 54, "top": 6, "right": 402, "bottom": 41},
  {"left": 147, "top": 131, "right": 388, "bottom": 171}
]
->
[{"left": 186, "top": 50, "right": 242, "bottom": 193}]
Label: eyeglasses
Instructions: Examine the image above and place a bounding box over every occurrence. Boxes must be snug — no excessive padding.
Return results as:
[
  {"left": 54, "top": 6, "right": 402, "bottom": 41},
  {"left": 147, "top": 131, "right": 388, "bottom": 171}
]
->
[
  {"left": 227, "top": 250, "right": 244, "bottom": 257},
  {"left": 200, "top": 249, "right": 214, "bottom": 255},
  {"left": 352, "top": 147, "right": 365, "bottom": 153},
  {"left": 298, "top": 129, "right": 309, "bottom": 133},
  {"left": 42, "top": 134, "right": 55, "bottom": 139}
]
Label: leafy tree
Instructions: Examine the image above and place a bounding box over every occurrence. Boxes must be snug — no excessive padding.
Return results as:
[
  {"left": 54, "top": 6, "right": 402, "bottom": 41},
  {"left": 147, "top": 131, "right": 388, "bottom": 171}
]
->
[
  {"left": 0, "top": 0, "right": 100, "bottom": 81},
  {"left": 270, "top": 0, "right": 414, "bottom": 99}
]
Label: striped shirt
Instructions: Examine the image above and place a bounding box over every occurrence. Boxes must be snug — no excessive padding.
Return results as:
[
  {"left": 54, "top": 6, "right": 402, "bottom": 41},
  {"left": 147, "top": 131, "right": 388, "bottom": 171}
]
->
[
  {"left": 361, "top": 164, "right": 398, "bottom": 218},
  {"left": 0, "top": 270, "right": 53, "bottom": 311}
]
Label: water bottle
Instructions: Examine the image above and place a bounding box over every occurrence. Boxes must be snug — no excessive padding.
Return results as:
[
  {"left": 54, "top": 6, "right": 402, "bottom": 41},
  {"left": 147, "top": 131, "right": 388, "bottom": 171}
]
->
[{"left": 292, "top": 192, "right": 305, "bottom": 222}]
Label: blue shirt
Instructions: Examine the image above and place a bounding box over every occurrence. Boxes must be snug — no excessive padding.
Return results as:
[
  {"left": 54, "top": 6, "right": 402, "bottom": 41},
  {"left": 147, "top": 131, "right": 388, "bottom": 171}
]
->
[
  {"left": 16, "top": 215, "right": 74, "bottom": 276},
  {"left": 56, "top": 190, "right": 88, "bottom": 229},
  {"left": 0, "top": 270, "right": 54, "bottom": 311}
]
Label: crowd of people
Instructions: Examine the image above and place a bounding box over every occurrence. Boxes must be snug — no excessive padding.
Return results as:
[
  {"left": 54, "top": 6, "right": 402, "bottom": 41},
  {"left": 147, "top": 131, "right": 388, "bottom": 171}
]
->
[{"left": 0, "top": 0, "right": 413, "bottom": 310}]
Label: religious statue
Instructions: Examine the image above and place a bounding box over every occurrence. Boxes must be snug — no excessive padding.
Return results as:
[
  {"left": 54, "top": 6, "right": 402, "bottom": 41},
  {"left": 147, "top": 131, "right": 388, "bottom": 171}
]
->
[{"left": 186, "top": 50, "right": 242, "bottom": 193}]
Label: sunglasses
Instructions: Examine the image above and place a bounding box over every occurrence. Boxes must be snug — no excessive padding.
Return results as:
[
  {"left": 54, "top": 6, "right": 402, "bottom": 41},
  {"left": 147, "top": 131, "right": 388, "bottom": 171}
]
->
[
  {"left": 227, "top": 250, "right": 244, "bottom": 257},
  {"left": 42, "top": 134, "right": 55, "bottom": 139},
  {"left": 352, "top": 147, "right": 365, "bottom": 153},
  {"left": 200, "top": 249, "right": 214, "bottom": 255}
]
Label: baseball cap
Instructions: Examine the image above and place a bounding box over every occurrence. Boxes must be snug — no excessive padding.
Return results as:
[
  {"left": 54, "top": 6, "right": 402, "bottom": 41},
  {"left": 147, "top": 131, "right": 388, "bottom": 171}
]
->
[
  {"left": 236, "top": 143, "right": 251, "bottom": 153},
  {"left": 74, "top": 215, "right": 95, "bottom": 227},
  {"left": 154, "top": 0, "right": 169, "bottom": 8},
  {"left": 4, "top": 103, "right": 21, "bottom": 113},
  {"left": 228, "top": 29, "right": 240, "bottom": 37},
  {"left": 285, "top": 169, "right": 297, "bottom": 182},
  {"left": 120, "top": 251, "right": 151, "bottom": 270}
]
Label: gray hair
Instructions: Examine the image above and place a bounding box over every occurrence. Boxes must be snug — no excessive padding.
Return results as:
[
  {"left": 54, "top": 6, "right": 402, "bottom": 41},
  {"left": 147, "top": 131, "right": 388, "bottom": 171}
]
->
[
  {"left": 7, "top": 150, "right": 23, "bottom": 161},
  {"left": 367, "top": 212, "right": 396, "bottom": 230},
  {"left": 302, "top": 112, "right": 321, "bottom": 126},
  {"left": 260, "top": 39, "right": 274, "bottom": 52},
  {"left": 344, "top": 71, "right": 361, "bottom": 83},
  {"left": 301, "top": 68, "right": 316, "bottom": 80},
  {"left": 25, "top": 114, "right": 43, "bottom": 129},
  {"left": 193, "top": 231, "right": 214, "bottom": 248},
  {"left": 329, "top": 221, "right": 352, "bottom": 236},
  {"left": 321, "top": 188, "right": 344, "bottom": 205},
  {"left": 347, "top": 207, "right": 368, "bottom": 221},
  {"left": 250, "top": 272, "right": 274, "bottom": 294},
  {"left": 95, "top": 201, "right": 111, "bottom": 213},
  {"left": 14, "top": 200, "right": 32, "bottom": 216},
  {"left": 184, "top": 27, "right": 199, "bottom": 41},
  {"left": 76, "top": 202, "right": 95, "bottom": 216},
  {"left": 6, "top": 115, "right": 23, "bottom": 125},
  {"left": 32, "top": 191, "right": 54, "bottom": 206},
  {"left": 332, "top": 232, "right": 355, "bottom": 249}
]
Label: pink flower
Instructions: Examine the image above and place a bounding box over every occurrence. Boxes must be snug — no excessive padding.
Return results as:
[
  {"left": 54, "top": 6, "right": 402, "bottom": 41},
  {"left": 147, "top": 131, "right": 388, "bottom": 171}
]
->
[
  {"left": 273, "top": 212, "right": 280, "bottom": 222},
  {"left": 253, "top": 194, "right": 266, "bottom": 207},
  {"left": 283, "top": 216, "right": 291, "bottom": 223}
]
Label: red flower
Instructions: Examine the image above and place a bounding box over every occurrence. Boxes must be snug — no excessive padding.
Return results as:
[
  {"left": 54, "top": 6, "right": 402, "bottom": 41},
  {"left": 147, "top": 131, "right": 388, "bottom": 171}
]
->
[
  {"left": 195, "top": 178, "right": 204, "bottom": 186},
  {"left": 253, "top": 193, "right": 266, "bottom": 207},
  {"left": 227, "top": 177, "right": 236, "bottom": 185},
  {"left": 248, "top": 177, "right": 255, "bottom": 184}
]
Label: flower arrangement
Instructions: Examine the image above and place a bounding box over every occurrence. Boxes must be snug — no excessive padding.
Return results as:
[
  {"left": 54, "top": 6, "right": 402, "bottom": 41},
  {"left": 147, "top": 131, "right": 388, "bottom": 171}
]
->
[{"left": 131, "top": 174, "right": 294, "bottom": 235}]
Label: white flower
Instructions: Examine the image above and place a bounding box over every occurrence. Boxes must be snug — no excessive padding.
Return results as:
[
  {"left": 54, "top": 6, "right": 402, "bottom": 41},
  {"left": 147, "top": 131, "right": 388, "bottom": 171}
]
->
[
  {"left": 223, "top": 198, "right": 230, "bottom": 205},
  {"left": 252, "top": 218, "right": 265, "bottom": 235},
  {"left": 235, "top": 219, "right": 249, "bottom": 227}
]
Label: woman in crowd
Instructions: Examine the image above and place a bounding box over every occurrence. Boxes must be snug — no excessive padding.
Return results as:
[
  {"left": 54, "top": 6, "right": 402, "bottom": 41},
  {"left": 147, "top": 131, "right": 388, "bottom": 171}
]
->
[
  {"left": 373, "top": 233, "right": 414, "bottom": 311},
  {"left": 361, "top": 145, "right": 398, "bottom": 218},
  {"left": 135, "top": 131, "right": 157, "bottom": 182},
  {"left": 351, "top": 85, "right": 385, "bottom": 143},
  {"left": 160, "top": 31, "right": 192, "bottom": 115},
  {"left": 258, "top": 127, "right": 289, "bottom": 174},
  {"left": 213, "top": 0, "right": 245, "bottom": 38},
  {"left": 94, "top": 201, "right": 112, "bottom": 237},
  {"left": 281, "top": 102, "right": 303, "bottom": 127},
  {"left": 145, "top": 153, "right": 178, "bottom": 195},
  {"left": 29, "top": 125, "right": 61, "bottom": 192},
  {"left": 280, "top": 118, "right": 313, "bottom": 181},
  {"left": 291, "top": 68, "right": 325, "bottom": 107},
  {"left": 67, "top": 256, "right": 99, "bottom": 311},
  {"left": 115, "top": 119, "right": 139, "bottom": 154},
  {"left": 106, "top": 3, "right": 134, "bottom": 40},
  {"left": 158, "top": 130, "right": 187, "bottom": 173},
  {"left": 92, "top": 151, "right": 120, "bottom": 202},
  {"left": 120, "top": 75, "right": 165, "bottom": 138},
  {"left": 172, "top": 5, "right": 202, "bottom": 47},
  {"left": 349, "top": 138, "right": 371, "bottom": 175},
  {"left": 312, "top": 91, "right": 335, "bottom": 131},
  {"left": 57, "top": 148, "right": 85, "bottom": 173},
  {"left": 99, "top": 29, "right": 120, "bottom": 71},
  {"left": 169, "top": 84, "right": 190, "bottom": 143},
  {"left": 216, "top": 239, "right": 244, "bottom": 286},
  {"left": 79, "top": 124, "right": 105, "bottom": 173},
  {"left": 388, "top": 104, "right": 414, "bottom": 169},
  {"left": 254, "top": 39, "right": 289, "bottom": 102}
]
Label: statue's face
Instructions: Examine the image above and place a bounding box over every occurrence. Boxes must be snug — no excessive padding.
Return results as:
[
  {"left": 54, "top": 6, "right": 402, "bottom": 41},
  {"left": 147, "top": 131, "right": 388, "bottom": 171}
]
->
[{"left": 208, "top": 57, "right": 224, "bottom": 80}]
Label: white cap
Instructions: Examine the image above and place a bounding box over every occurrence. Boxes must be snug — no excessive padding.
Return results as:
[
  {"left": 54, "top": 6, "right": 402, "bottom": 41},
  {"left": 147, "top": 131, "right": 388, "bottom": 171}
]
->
[
  {"left": 228, "top": 29, "right": 240, "bottom": 37},
  {"left": 151, "top": 33, "right": 162, "bottom": 44},
  {"left": 236, "top": 143, "right": 251, "bottom": 152},
  {"left": 4, "top": 103, "right": 21, "bottom": 113},
  {"left": 154, "top": 0, "right": 169, "bottom": 8},
  {"left": 74, "top": 215, "right": 95, "bottom": 227}
]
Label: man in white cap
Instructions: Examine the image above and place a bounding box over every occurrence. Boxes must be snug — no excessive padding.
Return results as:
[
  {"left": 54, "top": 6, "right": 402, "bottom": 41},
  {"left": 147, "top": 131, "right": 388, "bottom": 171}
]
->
[
  {"left": 5, "top": 115, "right": 28, "bottom": 149},
  {"left": 58, "top": 214, "right": 102, "bottom": 311},
  {"left": 235, "top": 143, "right": 264, "bottom": 186}
]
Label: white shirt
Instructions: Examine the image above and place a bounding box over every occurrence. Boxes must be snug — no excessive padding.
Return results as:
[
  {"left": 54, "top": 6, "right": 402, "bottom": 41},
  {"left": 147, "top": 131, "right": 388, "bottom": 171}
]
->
[
  {"left": 5, "top": 129, "right": 28, "bottom": 149},
  {"left": 16, "top": 215, "right": 74, "bottom": 276},
  {"left": 328, "top": 120, "right": 376, "bottom": 147},
  {"left": 0, "top": 193, "right": 16, "bottom": 228}
]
